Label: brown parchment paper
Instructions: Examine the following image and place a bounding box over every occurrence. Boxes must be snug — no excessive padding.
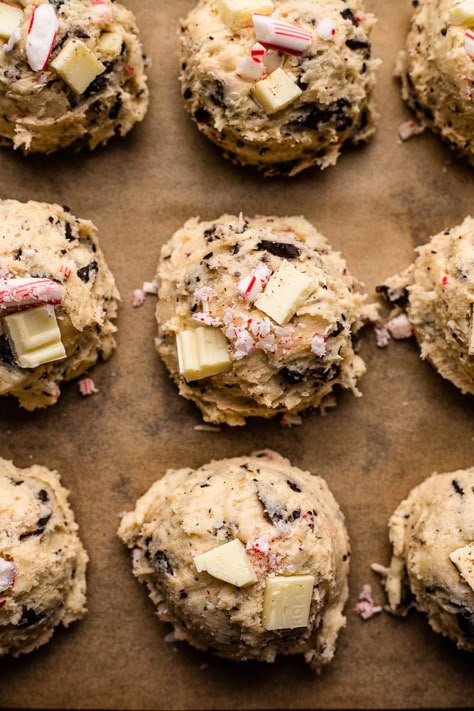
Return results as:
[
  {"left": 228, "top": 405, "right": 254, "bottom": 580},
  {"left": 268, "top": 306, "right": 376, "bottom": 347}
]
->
[{"left": 0, "top": 0, "right": 473, "bottom": 708}]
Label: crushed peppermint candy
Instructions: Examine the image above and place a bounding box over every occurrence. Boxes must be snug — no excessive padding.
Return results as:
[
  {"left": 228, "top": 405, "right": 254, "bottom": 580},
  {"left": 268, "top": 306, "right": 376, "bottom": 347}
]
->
[
  {"left": 0, "top": 558, "right": 17, "bottom": 593},
  {"left": 280, "top": 412, "right": 303, "bottom": 427},
  {"left": 236, "top": 55, "right": 266, "bottom": 82},
  {"left": 142, "top": 280, "right": 158, "bottom": 295},
  {"left": 253, "top": 14, "right": 312, "bottom": 55},
  {"left": 311, "top": 334, "right": 327, "bottom": 357},
  {"left": 233, "top": 328, "right": 255, "bottom": 360},
  {"left": 375, "top": 325, "right": 390, "bottom": 348},
  {"left": 398, "top": 120, "right": 425, "bottom": 142},
  {"left": 0, "top": 278, "right": 61, "bottom": 312},
  {"left": 354, "top": 584, "right": 383, "bottom": 621},
  {"left": 78, "top": 378, "right": 98, "bottom": 397},
  {"left": 316, "top": 18, "right": 336, "bottom": 40},
  {"left": 386, "top": 314, "right": 413, "bottom": 340},
  {"left": 465, "top": 30, "right": 474, "bottom": 57},
  {"left": 237, "top": 264, "right": 272, "bottom": 302},
  {"left": 132, "top": 288, "right": 145, "bottom": 308},
  {"left": 26, "top": 2, "right": 59, "bottom": 72},
  {"left": 191, "top": 312, "right": 223, "bottom": 327},
  {"left": 91, "top": 0, "right": 113, "bottom": 21}
]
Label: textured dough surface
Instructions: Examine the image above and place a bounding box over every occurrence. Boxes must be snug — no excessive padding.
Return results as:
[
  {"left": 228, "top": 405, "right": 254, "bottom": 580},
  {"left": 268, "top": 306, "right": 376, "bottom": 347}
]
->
[
  {"left": 0, "top": 198, "right": 119, "bottom": 410},
  {"left": 118, "top": 450, "right": 350, "bottom": 671},
  {"left": 0, "top": 458, "right": 88, "bottom": 657},
  {"left": 396, "top": 0, "right": 474, "bottom": 164},
  {"left": 0, "top": 0, "right": 148, "bottom": 153},
  {"left": 379, "top": 216, "right": 474, "bottom": 395},
  {"left": 156, "top": 214, "right": 373, "bottom": 426},
  {"left": 381, "top": 468, "right": 474, "bottom": 652},
  {"left": 179, "top": 0, "right": 379, "bottom": 176}
]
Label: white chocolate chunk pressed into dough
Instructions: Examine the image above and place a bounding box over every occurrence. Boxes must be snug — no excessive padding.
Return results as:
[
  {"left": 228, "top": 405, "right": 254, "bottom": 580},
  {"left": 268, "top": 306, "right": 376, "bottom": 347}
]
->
[
  {"left": 450, "top": 543, "right": 474, "bottom": 592},
  {"left": 255, "top": 260, "right": 315, "bottom": 325},
  {"left": 194, "top": 539, "right": 258, "bottom": 587},
  {"left": 263, "top": 575, "right": 315, "bottom": 630},
  {"left": 219, "top": 0, "right": 274, "bottom": 29},
  {"left": 0, "top": 3, "right": 22, "bottom": 40},
  {"left": 3, "top": 306, "right": 66, "bottom": 369}
]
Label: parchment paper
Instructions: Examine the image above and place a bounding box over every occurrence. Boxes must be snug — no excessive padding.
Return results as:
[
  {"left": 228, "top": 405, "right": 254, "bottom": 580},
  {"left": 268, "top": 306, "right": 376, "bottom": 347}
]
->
[{"left": 0, "top": 1, "right": 473, "bottom": 708}]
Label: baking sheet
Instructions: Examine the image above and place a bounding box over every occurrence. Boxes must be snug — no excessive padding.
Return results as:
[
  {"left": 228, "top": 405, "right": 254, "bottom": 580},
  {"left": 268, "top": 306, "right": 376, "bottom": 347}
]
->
[{"left": 0, "top": 0, "right": 474, "bottom": 708}]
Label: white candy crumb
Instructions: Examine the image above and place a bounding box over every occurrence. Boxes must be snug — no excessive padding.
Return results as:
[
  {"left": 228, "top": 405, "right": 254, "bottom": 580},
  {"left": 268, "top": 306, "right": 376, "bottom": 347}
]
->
[
  {"left": 142, "top": 280, "right": 158, "bottom": 295},
  {"left": 233, "top": 329, "right": 255, "bottom": 360},
  {"left": 375, "top": 325, "right": 391, "bottom": 348},
  {"left": 354, "top": 584, "right": 383, "bottom": 621},
  {"left": 132, "top": 289, "right": 145, "bottom": 308},
  {"left": 317, "top": 18, "right": 336, "bottom": 40},
  {"left": 280, "top": 413, "right": 303, "bottom": 427},
  {"left": 387, "top": 314, "right": 413, "bottom": 340},
  {"left": 191, "top": 312, "right": 222, "bottom": 327},
  {"left": 398, "top": 120, "right": 425, "bottom": 142},
  {"left": 311, "top": 334, "right": 327, "bottom": 357}
]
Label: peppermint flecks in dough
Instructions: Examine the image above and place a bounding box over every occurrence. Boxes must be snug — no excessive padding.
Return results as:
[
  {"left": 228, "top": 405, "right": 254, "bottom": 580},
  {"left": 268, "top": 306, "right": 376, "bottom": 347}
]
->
[
  {"left": 0, "top": 0, "right": 149, "bottom": 154},
  {"left": 376, "top": 468, "right": 474, "bottom": 652},
  {"left": 179, "top": 0, "right": 379, "bottom": 176},
  {"left": 396, "top": 0, "right": 474, "bottom": 164},
  {"left": 118, "top": 450, "right": 350, "bottom": 671},
  {"left": 0, "top": 199, "right": 120, "bottom": 410},
  {"left": 0, "top": 458, "right": 88, "bottom": 657},
  {"left": 378, "top": 216, "right": 474, "bottom": 395},
  {"left": 155, "top": 214, "right": 374, "bottom": 426}
]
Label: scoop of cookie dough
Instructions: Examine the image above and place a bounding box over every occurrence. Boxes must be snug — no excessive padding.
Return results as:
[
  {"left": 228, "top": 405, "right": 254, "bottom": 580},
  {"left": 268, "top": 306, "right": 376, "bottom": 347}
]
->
[
  {"left": 377, "top": 468, "right": 474, "bottom": 652},
  {"left": 178, "top": 0, "right": 379, "bottom": 176},
  {"left": 0, "top": 458, "right": 88, "bottom": 657},
  {"left": 0, "top": 198, "right": 119, "bottom": 410},
  {"left": 118, "top": 450, "right": 350, "bottom": 671},
  {"left": 396, "top": 0, "right": 474, "bottom": 164},
  {"left": 0, "top": 0, "right": 148, "bottom": 153},
  {"left": 156, "top": 214, "right": 373, "bottom": 426},
  {"left": 378, "top": 216, "right": 474, "bottom": 395}
]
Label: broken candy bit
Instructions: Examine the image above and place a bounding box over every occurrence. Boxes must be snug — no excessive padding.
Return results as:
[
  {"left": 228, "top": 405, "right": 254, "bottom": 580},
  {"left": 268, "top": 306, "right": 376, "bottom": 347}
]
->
[
  {"left": 255, "top": 260, "right": 315, "bottom": 325},
  {"left": 252, "top": 67, "right": 302, "bottom": 114},
  {"left": 194, "top": 539, "right": 257, "bottom": 587},
  {"left": 0, "top": 278, "right": 61, "bottom": 312},
  {"left": 449, "top": 542, "right": 474, "bottom": 592},
  {"left": 263, "top": 575, "right": 314, "bottom": 630},
  {"left": 97, "top": 31, "right": 123, "bottom": 58},
  {"left": 465, "top": 30, "right": 474, "bottom": 56},
  {"left": 176, "top": 327, "right": 231, "bottom": 382},
  {"left": 0, "top": 558, "right": 16, "bottom": 593},
  {"left": 316, "top": 18, "right": 336, "bottom": 41},
  {"left": 311, "top": 334, "right": 327, "bottom": 357},
  {"left": 253, "top": 14, "right": 312, "bottom": 56},
  {"left": 0, "top": 2, "right": 22, "bottom": 41},
  {"left": 354, "top": 583, "right": 383, "bottom": 620},
  {"left": 398, "top": 120, "right": 425, "bottom": 141},
  {"left": 386, "top": 314, "right": 413, "bottom": 340},
  {"left": 51, "top": 38, "right": 105, "bottom": 94},
  {"left": 2, "top": 306, "right": 66, "bottom": 369},
  {"left": 78, "top": 377, "right": 98, "bottom": 397},
  {"left": 26, "top": 2, "right": 58, "bottom": 72},
  {"left": 219, "top": 0, "right": 274, "bottom": 30},
  {"left": 237, "top": 263, "right": 271, "bottom": 301},
  {"left": 236, "top": 55, "right": 266, "bottom": 82},
  {"left": 449, "top": 0, "right": 474, "bottom": 26},
  {"left": 132, "top": 288, "right": 145, "bottom": 308}
]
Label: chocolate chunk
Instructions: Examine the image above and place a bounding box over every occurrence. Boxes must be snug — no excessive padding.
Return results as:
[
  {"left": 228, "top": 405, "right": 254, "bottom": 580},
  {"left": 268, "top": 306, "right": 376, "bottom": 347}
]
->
[
  {"left": 280, "top": 367, "right": 305, "bottom": 385},
  {"left": 153, "top": 550, "right": 174, "bottom": 576},
  {"left": 457, "top": 610, "right": 474, "bottom": 637},
  {"left": 183, "top": 88, "right": 193, "bottom": 100},
  {"left": 288, "top": 508, "right": 301, "bottom": 522},
  {"left": 452, "top": 479, "right": 465, "bottom": 496},
  {"left": 19, "top": 513, "right": 52, "bottom": 540},
  {"left": 0, "top": 335, "right": 15, "bottom": 367},
  {"left": 291, "top": 98, "right": 352, "bottom": 131},
  {"left": 64, "top": 222, "right": 75, "bottom": 241},
  {"left": 17, "top": 608, "right": 48, "bottom": 628},
  {"left": 345, "top": 38, "right": 370, "bottom": 51},
  {"left": 341, "top": 8, "right": 358, "bottom": 25},
  {"left": 108, "top": 94, "right": 122, "bottom": 120},
  {"left": 375, "top": 284, "right": 409, "bottom": 308},
  {"left": 204, "top": 226, "right": 217, "bottom": 243},
  {"left": 287, "top": 479, "right": 302, "bottom": 493},
  {"left": 257, "top": 241, "right": 301, "bottom": 259},
  {"left": 209, "top": 80, "right": 226, "bottom": 108},
  {"left": 77, "top": 260, "right": 98, "bottom": 283},
  {"left": 179, "top": 590, "right": 188, "bottom": 600},
  {"left": 194, "top": 107, "right": 212, "bottom": 125},
  {"left": 38, "top": 489, "right": 49, "bottom": 503},
  {"left": 14, "top": 248, "right": 22, "bottom": 261}
]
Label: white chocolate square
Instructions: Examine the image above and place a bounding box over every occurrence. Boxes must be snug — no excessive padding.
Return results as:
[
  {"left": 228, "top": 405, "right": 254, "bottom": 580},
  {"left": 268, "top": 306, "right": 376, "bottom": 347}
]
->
[
  {"left": 51, "top": 38, "right": 105, "bottom": 94},
  {"left": 194, "top": 539, "right": 257, "bottom": 587},
  {"left": 3, "top": 306, "right": 66, "bottom": 369},
  {"left": 251, "top": 67, "right": 302, "bottom": 114},
  {"left": 219, "top": 0, "right": 274, "bottom": 29},
  {"left": 255, "top": 260, "right": 315, "bottom": 325},
  {"left": 176, "top": 326, "right": 231, "bottom": 382},
  {"left": 263, "top": 575, "right": 314, "bottom": 630},
  {"left": 97, "top": 31, "right": 123, "bottom": 58},
  {"left": 449, "top": 0, "right": 474, "bottom": 25},
  {"left": 449, "top": 542, "right": 474, "bottom": 592},
  {"left": 0, "top": 2, "right": 22, "bottom": 41}
]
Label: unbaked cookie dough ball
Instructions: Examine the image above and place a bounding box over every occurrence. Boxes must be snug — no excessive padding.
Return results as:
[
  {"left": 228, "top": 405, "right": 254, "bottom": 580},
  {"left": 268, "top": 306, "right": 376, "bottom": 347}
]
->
[
  {"left": 178, "top": 0, "right": 379, "bottom": 176},
  {"left": 118, "top": 450, "right": 350, "bottom": 671},
  {"left": 0, "top": 198, "right": 119, "bottom": 410},
  {"left": 376, "top": 468, "right": 474, "bottom": 652},
  {"left": 0, "top": 458, "right": 88, "bottom": 657},
  {"left": 0, "top": 0, "right": 148, "bottom": 153},
  {"left": 396, "top": 0, "right": 474, "bottom": 164},
  {"left": 156, "top": 214, "right": 374, "bottom": 426},
  {"left": 378, "top": 216, "right": 474, "bottom": 395}
]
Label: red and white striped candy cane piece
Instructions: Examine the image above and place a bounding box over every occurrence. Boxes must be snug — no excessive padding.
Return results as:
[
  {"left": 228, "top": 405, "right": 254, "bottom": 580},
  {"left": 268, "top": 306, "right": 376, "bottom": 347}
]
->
[
  {"left": 0, "top": 278, "right": 61, "bottom": 310},
  {"left": 251, "top": 42, "right": 266, "bottom": 58},
  {"left": 253, "top": 14, "right": 312, "bottom": 55},
  {"left": 465, "top": 30, "right": 474, "bottom": 58},
  {"left": 26, "top": 2, "right": 59, "bottom": 72}
]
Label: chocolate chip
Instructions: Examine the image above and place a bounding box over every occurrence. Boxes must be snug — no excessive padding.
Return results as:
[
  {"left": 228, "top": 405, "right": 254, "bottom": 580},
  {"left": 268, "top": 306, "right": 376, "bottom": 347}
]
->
[
  {"left": 179, "top": 590, "right": 188, "bottom": 600},
  {"left": 153, "top": 550, "right": 174, "bottom": 576},
  {"left": 183, "top": 88, "right": 192, "bottom": 100},
  {"left": 194, "top": 107, "right": 212, "bottom": 125},
  {"left": 287, "top": 479, "right": 302, "bottom": 493},
  {"left": 209, "top": 80, "right": 225, "bottom": 108},
  {"left": 14, "top": 248, "right": 22, "bottom": 261},
  {"left": 280, "top": 368, "right": 305, "bottom": 385},
  {"left": 204, "top": 226, "right": 217, "bottom": 242},
  {"left": 457, "top": 610, "right": 474, "bottom": 637},
  {"left": 375, "top": 284, "right": 409, "bottom": 308},
  {"left": 345, "top": 38, "right": 370, "bottom": 51},
  {"left": 17, "top": 608, "right": 48, "bottom": 628},
  {"left": 257, "top": 241, "right": 301, "bottom": 259},
  {"left": 64, "top": 222, "right": 75, "bottom": 241},
  {"left": 341, "top": 8, "right": 358, "bottom": 25},
  {"left": 452, "top": 479, "right": 465, "bottom": 496},
  {"left": 38, "top": 489, "right": 49, "bottom": 503},
  {"left": 288, "top": 508, "right": 301, "bottom": 522},
  {"left": 290, "top": 98, "right": 352, "bottom": 131},
  {"left": 0, "top": 335, "right": 15, "bottom": 367},
  {"left": 77, "top": 260, "right": 98, "bottom": 283},
  {"left": 108, "top": 94, "right": 122, "bottom": 120}
]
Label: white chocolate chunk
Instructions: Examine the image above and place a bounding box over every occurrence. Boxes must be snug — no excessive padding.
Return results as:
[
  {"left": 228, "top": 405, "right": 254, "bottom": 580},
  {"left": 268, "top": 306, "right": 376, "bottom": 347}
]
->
[
  {"left": 449, "top": 0, "right": 474, "bottom": 25},
  {"left": 194, "top": 539, "right": 257, "bottom": 587},
  {"left": 469, "top": 304, "right": 474, "bottom": 356},
  {"left": 252, "top": 67, "right": 302, "bottom": 114},
  {"left": 255, "top": 260, "right": 315, "bottom": 325},
  {"left": 263, "top": 575, "right": 314, "bottom": 630},
  {"left": 176, "top": 326, "right": 231, "bottom": 382},
  {"left": 219, "top": 0, "right": 274, "bottom": 29},
  {"left": 3, "top": 306, "right": 66, "bottom": 369},
  {"left": 449, "top": 543, "right": 474, "bottom": 592},
  {"left": 97, "top": 31, "right": 123, "bottom": 58},
  {"left": 0, "top": 2, "right": 22, "bottom": 41},
  {"left": 51, "top": 38, "right": 105, "bottom": 94}
]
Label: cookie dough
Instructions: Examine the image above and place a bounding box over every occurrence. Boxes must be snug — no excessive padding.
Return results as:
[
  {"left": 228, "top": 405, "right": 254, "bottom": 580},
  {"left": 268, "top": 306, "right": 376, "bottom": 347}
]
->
[
  {"left": 377, "top": 468, "right": 474, "bottom": 652},
  {"left": 118, "top": 450, "right": 350, "bottom": 671},
  {"left": 156, "top": 214, "right": 373, "bottom": 426},
  {"left": 396, "top": 0, "right": 474, "bottom": 164},
  {"left": 0, "top": 0, "right": 148, "bottom": 153},
  {"left": 378, "top": 216, "right": 474, "bottom": 395},
  {"left": 0, "top": 198, "right": 119, "bottom": 410},
  {"left": 0, "top": 458, "right": 88, "bottom": 657},
  {"left": 179, "top": 0, "right": 379, "bottom": 176}
]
